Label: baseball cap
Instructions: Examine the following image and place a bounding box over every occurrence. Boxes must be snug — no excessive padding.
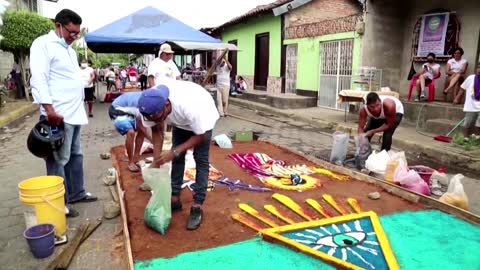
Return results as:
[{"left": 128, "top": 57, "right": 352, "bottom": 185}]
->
[
  {"left": 138, "top": 85, "right": 170, "bottom": 116},
  {"left": 159, "top": 43, "right": 174, "bottom": 55}
]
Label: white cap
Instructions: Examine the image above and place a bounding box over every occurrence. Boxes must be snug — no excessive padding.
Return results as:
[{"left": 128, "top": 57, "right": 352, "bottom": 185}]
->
[{"left": 159, "top": 43, "right": 174, "bottom": 56}]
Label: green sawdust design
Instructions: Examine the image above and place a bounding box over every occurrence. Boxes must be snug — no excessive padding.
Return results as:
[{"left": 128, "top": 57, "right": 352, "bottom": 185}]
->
[{"left": 135, "top": 210, "right": 480, "bottom": 270}]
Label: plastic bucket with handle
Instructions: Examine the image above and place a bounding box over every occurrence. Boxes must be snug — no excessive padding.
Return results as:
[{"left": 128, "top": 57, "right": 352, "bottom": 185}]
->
[{"left": 18, "top": 176, "right": 67, "bottom": 236}]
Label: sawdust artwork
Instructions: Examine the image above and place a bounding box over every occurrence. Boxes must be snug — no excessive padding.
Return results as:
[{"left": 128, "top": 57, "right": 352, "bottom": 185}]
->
[
  {"left": 261, "top": 212, "right": 399, "bottom": 270},
  {"left": 229, "top": 153, "right": 326, "bottom": 191},
  {"left": 232, "top": 193, "right": 398, "bottom": 269}
]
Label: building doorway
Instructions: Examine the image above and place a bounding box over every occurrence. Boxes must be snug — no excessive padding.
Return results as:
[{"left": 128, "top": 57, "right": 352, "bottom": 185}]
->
[
  {"left": 254, "top": 33, "right": 270, "bottom": 90},
  {"left": 318, "top": 39, "right": 353, "bottom": 109}
]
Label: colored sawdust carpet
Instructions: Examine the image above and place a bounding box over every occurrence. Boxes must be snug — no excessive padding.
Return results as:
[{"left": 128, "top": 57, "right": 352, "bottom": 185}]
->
[
  {"left": 135, "top": 210, "right": 480, "bottom": 270},
  {"left": 261, "top": 211, "right": 398, "bottom": 269}
]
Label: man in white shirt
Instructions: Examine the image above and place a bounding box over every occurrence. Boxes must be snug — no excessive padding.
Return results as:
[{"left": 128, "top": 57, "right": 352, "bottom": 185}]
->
[
  {"left": 461, "top": 63, "right": 480, "bottom": 136},
  {"left": 80, "top": 58, "right": 95, "bottom": 117},
  {"left": 30, "top": 9, "right": 97, "bottom": 218},
  {"left": 147, "top": 43, "right": 181, "bottom": 87},
  {"left": 216, "top": 55, "right": 232, "bottom": 117},
  {"left": 138, "top": 81, "right": 219, "bottom": 230}
]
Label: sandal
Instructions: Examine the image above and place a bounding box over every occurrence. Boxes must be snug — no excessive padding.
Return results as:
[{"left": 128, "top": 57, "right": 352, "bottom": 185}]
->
[{"left": 128, "top": 163, "right": 140, "bottom": 172}]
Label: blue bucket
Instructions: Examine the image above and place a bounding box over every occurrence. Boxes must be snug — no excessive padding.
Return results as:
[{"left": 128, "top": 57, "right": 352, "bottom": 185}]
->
[{"left": 23, "top": 223, "right": 55, "bottom": 258}]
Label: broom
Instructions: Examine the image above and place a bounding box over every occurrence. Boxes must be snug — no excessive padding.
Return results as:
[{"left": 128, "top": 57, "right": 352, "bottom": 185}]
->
[{"left": 433, "top": 117, "right": 465, "bottom": 143}]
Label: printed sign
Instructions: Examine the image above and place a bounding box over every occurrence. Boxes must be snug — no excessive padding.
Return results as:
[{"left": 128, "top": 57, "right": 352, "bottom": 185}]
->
[{"left": 417, "top": 12, "right": 449, "bottom": 57}]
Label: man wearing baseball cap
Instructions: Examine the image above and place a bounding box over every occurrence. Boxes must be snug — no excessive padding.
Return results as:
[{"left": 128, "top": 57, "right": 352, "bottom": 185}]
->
[
  {"left": 138, "top": 80, "right": 219, "bottom": 230},
  {"left": 147, "top": 43, "right": 181, "bottom": 88}
]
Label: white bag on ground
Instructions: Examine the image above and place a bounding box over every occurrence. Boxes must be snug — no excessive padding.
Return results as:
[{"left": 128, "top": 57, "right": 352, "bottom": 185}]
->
[
  {"left": 388, "top": 150, "right": 408, "bottom": 167},
  {"left": 330, "top": 131, "right": 349, "bottom": 165},
  {"left": 213, "top": 134, "right": 233, "bottom": 149},
  {"left": 365, "top": 150, "right": 390, "bottom": 175},
  {"left": 439, "top": 174, "right": 469, "bottom": 210},
  {"left": 143, "top": 167, "right": 171, "bottom": 234}
]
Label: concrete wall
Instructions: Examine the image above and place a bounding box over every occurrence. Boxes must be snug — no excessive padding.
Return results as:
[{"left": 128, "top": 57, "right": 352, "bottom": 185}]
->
[
  {"left": 285, "top": 0, "right": 361, "bottom": 28},
  {"left": 284, "top": 32, "right": 362, "bottom": 92},
  {"left": 220, "top": 14, "right": 282, "bottom": 78},
  {"left": 363, "top": 0, "right": 480, "bottom": 99},
  {"left": 361, "top": 0, "right": 408, "bottom": 93}
]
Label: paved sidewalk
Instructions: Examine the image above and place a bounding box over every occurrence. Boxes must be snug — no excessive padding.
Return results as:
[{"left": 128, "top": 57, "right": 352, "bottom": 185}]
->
[
  {"left": 0, "top": 100, "right": 37, "bottom": 128},
  {"left": 230, "top": 97, "right": 480, "bottom": 177}
]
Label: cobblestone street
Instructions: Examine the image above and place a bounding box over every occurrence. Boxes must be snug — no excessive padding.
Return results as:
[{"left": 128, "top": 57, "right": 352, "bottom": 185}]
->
[{"left": 0, "top": 91, "right": 478, "bottom": 269}]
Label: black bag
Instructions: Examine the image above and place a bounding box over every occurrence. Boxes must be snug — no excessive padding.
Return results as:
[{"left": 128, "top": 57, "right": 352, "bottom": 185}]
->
[{"left": 407, "top": 61, "right": 416, "bottom": 80}]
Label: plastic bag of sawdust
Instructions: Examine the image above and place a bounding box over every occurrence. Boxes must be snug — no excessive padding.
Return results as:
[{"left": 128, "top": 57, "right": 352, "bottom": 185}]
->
[
  {"left": 143, "top": 167, "right": 171, "bottom": 234},
  {"left": 439, "top": 174, "right": 469, "bottom": 210},
  {"left": 330, "top": 131, "right": 349, "bottom": 165}
]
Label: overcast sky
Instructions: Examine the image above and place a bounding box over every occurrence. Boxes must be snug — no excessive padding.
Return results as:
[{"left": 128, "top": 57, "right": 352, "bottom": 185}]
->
[{"left": 42, "top": 0, "right": 274, "bottom": 30}]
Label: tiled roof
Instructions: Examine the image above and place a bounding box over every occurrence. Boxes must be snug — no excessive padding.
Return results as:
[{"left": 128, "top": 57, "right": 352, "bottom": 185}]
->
[{"left": 212, "top": 0, "right": 292, "bottom": 32}]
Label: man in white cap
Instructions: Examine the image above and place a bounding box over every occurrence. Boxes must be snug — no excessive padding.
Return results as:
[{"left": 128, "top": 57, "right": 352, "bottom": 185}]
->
[{"left": 147, "top": 43, "right": 181, "bottom": 87}]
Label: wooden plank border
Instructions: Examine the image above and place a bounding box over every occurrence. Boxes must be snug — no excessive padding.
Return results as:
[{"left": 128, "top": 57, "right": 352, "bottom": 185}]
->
[
  {"left": 111, "top": 152, "right": 135, "bottom": 270},
  {"left": 267, "top": 140, "right": 480, "bottom": 225}
]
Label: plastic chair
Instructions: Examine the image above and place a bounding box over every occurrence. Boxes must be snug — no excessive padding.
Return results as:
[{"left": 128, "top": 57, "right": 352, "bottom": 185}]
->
[{"left": 407, "top": 72, "right": 441, "bottom": 101}]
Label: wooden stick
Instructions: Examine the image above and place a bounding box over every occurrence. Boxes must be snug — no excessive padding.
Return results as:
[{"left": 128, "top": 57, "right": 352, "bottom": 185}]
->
[
  {"left": 201, "top": 49, "right": 228, "bottom": 86},
  {"left": 44, "top": 222, "right": 90, "bottom": 270},
  {"left": 109, "top": 185, "right": 119, "bottom": 203},
  {"left": 80, "top": 218, "right": 102, "bottom": 244},
  {"left": 115, "top": 168, "right": 135, "bottom": 270}
]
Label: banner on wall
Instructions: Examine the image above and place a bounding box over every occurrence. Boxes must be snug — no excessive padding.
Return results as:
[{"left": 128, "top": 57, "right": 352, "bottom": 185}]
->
[{"left": 417, "top": 12, "right": 450, "bottom": 57}]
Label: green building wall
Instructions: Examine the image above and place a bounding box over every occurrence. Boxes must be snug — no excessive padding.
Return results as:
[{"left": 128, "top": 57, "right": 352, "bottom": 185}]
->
[
  {"left": 220, "top": 14, "right": 282, "bottom": 77},
  {"left": 284, "top": 32, "right": 362, "bottom": 92}
]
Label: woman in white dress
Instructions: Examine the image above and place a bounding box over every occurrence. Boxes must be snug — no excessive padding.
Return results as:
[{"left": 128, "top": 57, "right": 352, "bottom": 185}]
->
[{"left": 443, "top": 47, "right": 468, "bottom": 104}]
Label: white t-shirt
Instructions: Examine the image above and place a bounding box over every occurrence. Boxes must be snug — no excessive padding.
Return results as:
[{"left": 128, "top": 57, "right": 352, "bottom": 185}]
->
[
  {"left": 422, "top": 63, "right": 440, "bottom": 79},
  {"left": 461, "top": 75, "right": 480, "bottom": 112},
  {"left": 447, "top": 58, "right": 467, "bottom": 74},
  {"left": 80, "top": 66, "right": 94, "bottom": 88},
  {"left": 144, "top": 80, "right": 219, "bottom": 134},
  {"left": 148, "top": 58, "right": 181, "bottom": 85},
  {"left": 216, "top": 64, "right": 231, "bottom": 87}
]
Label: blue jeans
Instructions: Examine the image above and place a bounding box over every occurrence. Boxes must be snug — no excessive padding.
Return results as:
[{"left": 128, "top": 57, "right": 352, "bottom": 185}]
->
[
  {"left": 171, "top": 127, "right": 212, "bottom": 205},
  {"left": 41, "top": 116, "right": 86, "bottom": 203}
]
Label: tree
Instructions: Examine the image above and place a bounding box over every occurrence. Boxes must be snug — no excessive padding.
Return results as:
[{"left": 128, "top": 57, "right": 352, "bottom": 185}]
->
[{"left": 0, "top": 11, "right": 53, "bottom": 101}]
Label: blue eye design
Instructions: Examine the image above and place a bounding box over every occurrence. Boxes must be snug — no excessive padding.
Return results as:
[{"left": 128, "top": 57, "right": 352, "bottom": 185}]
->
[{"left": 283, "top": 218, "right": 386, "bottom": 270}]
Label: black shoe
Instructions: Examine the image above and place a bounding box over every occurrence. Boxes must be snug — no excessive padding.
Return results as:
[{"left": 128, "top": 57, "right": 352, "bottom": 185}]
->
[
  {"left": 171, "top": 200, "right": 182, "bottom": 212},
  {"left": 66, "top": 204, "right": 79, "bottom": 218},
  {"left": 186, "top": 206, "right": 203, "bottom": 230}
]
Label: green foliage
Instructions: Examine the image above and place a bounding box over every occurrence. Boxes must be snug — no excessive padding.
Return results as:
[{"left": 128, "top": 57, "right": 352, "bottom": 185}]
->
[
  {"left": 73, "top": 45, "right": 130, "bottom": 67},
  {"left": 452, "top": 133, "right": 480, "bottom": 151},
  {"left": 0, "top": 10, "right": 54, "bottom": 54}
]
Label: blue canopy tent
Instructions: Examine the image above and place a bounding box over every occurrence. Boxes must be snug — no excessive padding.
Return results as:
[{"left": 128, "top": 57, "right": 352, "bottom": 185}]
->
[{"left": 85, "top": 6, "right": 236, "bottom": 54}]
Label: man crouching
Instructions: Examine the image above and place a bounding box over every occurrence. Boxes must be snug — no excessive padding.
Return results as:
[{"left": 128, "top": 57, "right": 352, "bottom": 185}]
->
[{"left": 137, "top": 81, "right": 219, "bottom": 230}]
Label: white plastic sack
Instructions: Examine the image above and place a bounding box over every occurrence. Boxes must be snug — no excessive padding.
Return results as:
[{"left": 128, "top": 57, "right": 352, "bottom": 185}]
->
[
  {"left": 214, "top": 134, "right": 233, "bottom": 149},
  {"left": 365, "top": 150, "right": 390, "bottom": 175},
  {"left": 143, "top": 167, "right": 171, "bottom": 234},
  {"left": 394, "top": 164, "right": 430, "bottom": 195},
  {"left": 140, "top": 141, "right": 154, "bottom": 155},
  {"left": 439, "top": 174, "right": 468, "bottom": 210},
  {"left": 330, "top": 132, "right": 349, "bottom": 165}
]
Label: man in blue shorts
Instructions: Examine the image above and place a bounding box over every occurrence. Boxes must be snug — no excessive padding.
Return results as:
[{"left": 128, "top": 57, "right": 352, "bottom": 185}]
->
[{"left": 109, "top": 92, "right": 152, "bottom": 172}]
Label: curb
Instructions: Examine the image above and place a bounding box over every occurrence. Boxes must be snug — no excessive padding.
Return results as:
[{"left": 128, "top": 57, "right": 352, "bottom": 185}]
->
[
  {"left": 0, "top": 103, "right": 37, "bottom": 128},
  {"left": 230, "top": 97, "right": 480, "bottom": 175}
]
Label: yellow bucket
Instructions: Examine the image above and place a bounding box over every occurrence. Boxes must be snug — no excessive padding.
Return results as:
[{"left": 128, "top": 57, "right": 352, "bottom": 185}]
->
[{"left": 18, "top": 176, "right": 67, "bottom": 236}]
